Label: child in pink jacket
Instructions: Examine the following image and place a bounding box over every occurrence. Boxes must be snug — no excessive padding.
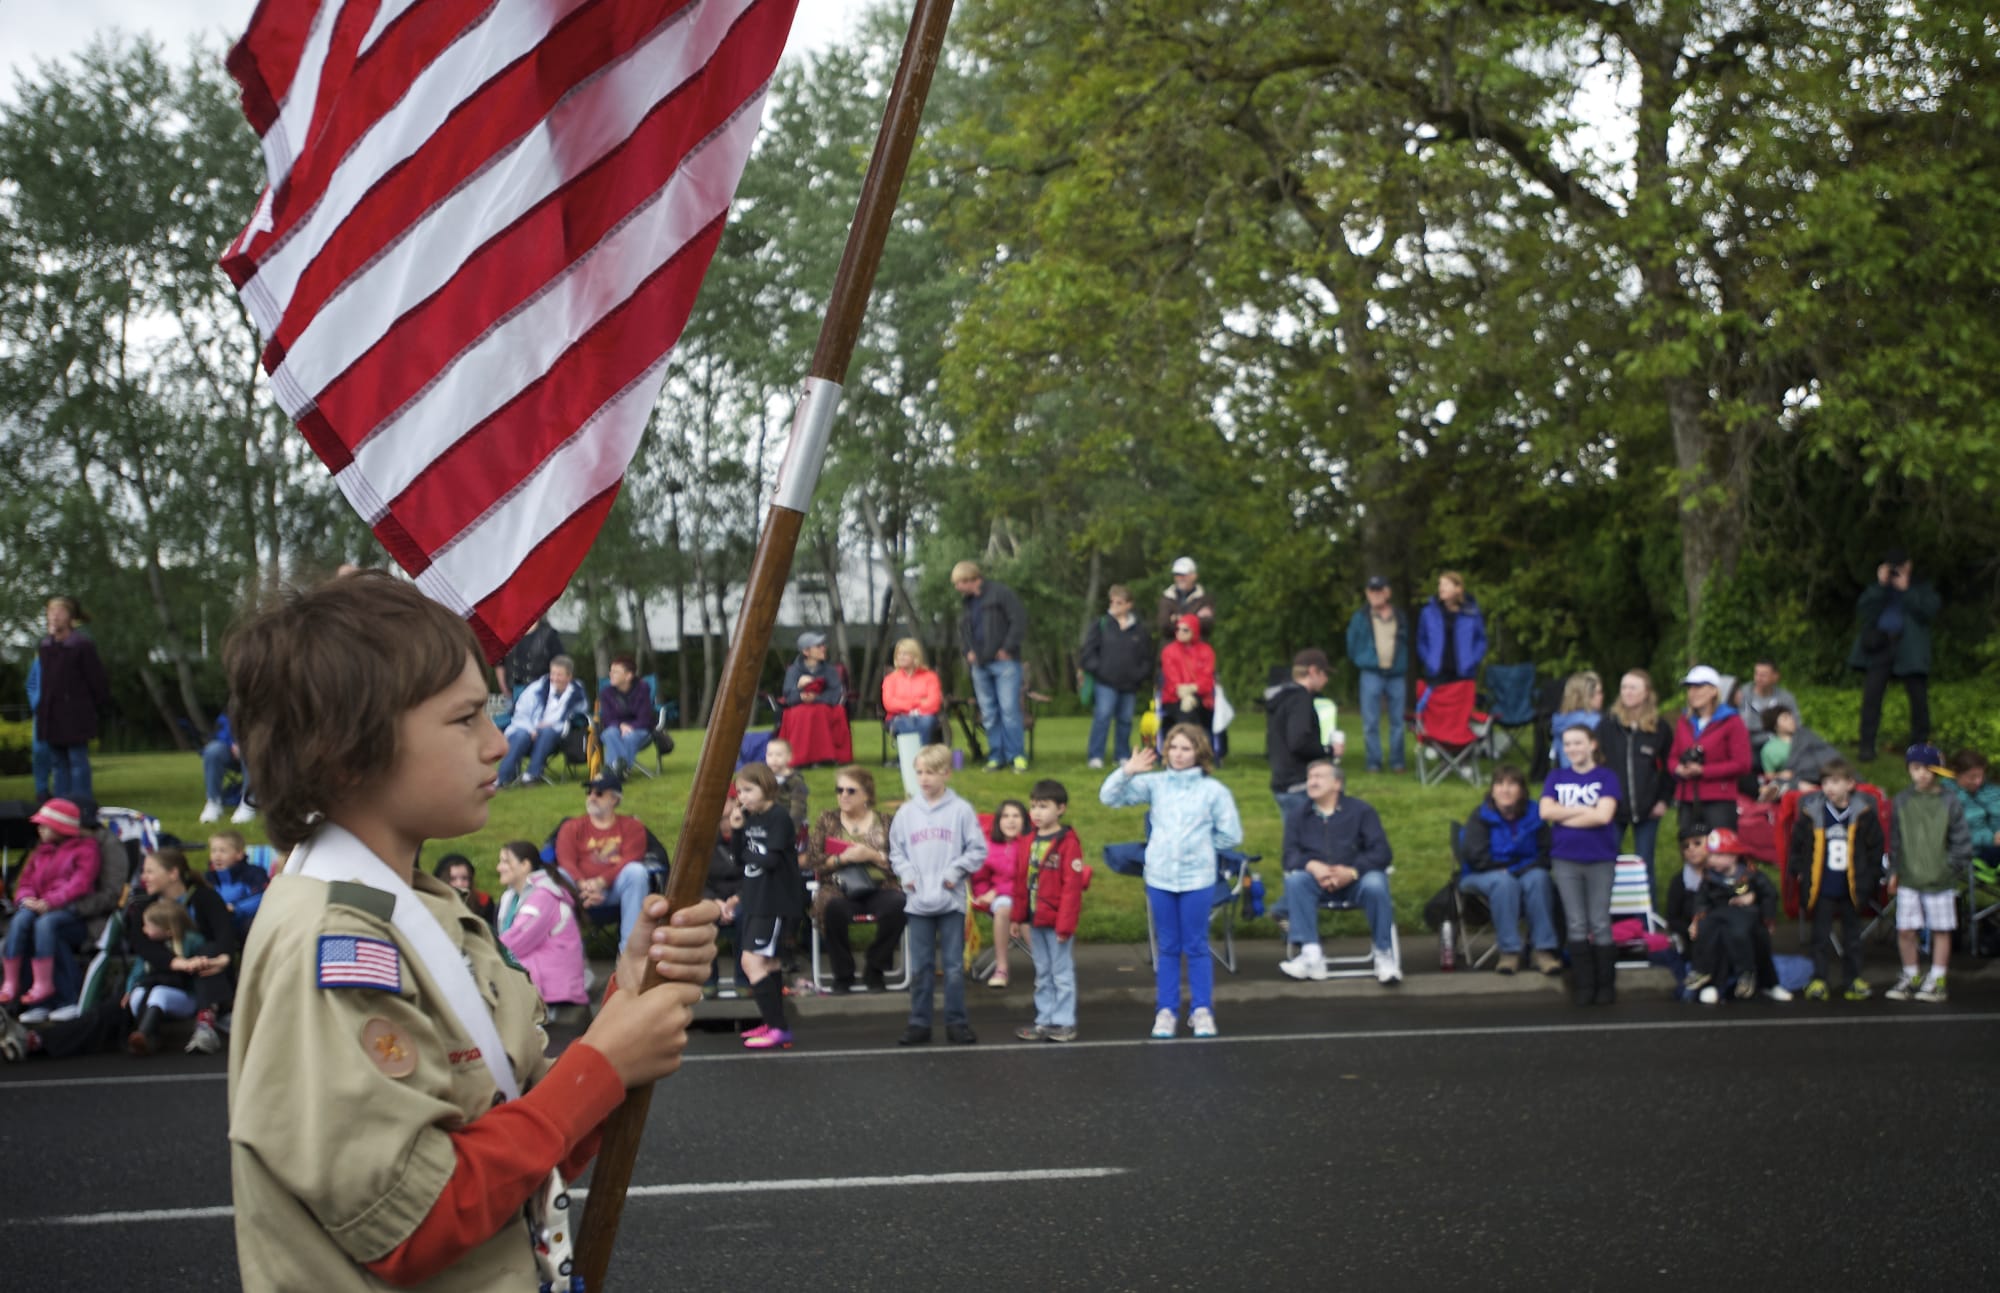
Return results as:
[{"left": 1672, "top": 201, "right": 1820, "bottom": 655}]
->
[
  {"left": 493, "top": 840, "right": 589, "bottom": 1009},
  {"left": 970, "top": 801, "right": 1031, "bottom": 988},
  {"left": 2, "top": 797, "right": 103, "bottom": 1007}
]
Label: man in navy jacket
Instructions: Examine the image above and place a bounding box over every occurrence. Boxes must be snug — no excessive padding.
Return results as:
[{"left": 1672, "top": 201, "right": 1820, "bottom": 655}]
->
[{"left": 1277, "top": 761, "right": 1398, "bottom": 985}]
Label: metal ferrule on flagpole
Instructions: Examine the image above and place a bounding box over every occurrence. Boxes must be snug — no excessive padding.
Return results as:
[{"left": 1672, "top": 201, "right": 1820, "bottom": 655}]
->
[{"left": 773, "top": 377, "right": 844, "bottom": 513}]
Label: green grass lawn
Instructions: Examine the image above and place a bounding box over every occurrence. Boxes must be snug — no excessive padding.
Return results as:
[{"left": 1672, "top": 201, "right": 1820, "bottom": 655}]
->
[{"left": 3, "top": 714, "right": 1925, "bottom": 945}]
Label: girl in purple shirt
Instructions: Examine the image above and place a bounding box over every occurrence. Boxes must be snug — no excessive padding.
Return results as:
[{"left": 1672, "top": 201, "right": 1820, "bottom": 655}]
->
[{"left": 1540, "top": 726, "right": 1623, "bottom": 1007}]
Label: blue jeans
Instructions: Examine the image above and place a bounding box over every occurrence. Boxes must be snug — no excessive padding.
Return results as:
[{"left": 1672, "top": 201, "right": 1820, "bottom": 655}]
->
[
  {"left": 202, "top": 739, "right": 246, "bottom": 803},
  {"left": 969, "top": 658, "right": 1024, "bottom": 764},
  {"left": 5, "top": 906, "right": 86, "bottom": 960},
  {"left": 130, "top": 984, "right": 198, "bottom": 1017},
  {"left": 1146, "top": 885, "right": 1215, "bottom": 1013},
  {"left": 888, "top": 713, "right": 942, "bottom": 744},
  {"left": 1622, "top": 815, "right": 1662, "bottom": 903},
  {"left": 1086, "top": 685, "right": 1137, "bottom": 763},
  {"left": 49, "top": 744, "right": 92, "bottom": 801},
  {"left": 905, "top": 908, "right": 967, "bottom": 1029},
  {"left": 32, "top": 735, "right": 53, "bottom": 800},
  {"left": 582, "top": 862, "right": 654, "bottom": 947},
  {"left": 600, "top": 726, "right": 650, "bottom": 772},
  {"left": 1458, "top": 867, "right": 1559, "bottom": 954},
  {"left": 1358, "top": 671, "right": 1406, "bottom": 771},
  {"left": 1284, "top": 867, "right": 1395, "bottom": 952},
  {"left": 501, "top": 726, "right": 563, "bottom": 784},
  {"left": 1273, "top": 791, "right": 1308, "bottom": 825},
  {"left": 1029, "top": 925, "right": 1077, "bottom": 1028}
]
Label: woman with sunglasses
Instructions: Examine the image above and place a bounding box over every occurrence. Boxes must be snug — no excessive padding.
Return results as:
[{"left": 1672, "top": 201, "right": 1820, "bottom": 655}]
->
[{"left": 805, "top": 766, "right": 906, "bottom": 993}]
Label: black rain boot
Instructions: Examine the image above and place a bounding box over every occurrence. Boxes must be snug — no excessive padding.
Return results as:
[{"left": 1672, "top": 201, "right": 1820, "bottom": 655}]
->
[
  {"left": 1593, "top": 944, "right": 1618, "bottom": 1006},
  {"left": 127, "top": 1006, "right": 165, "bottom": 1056},
  {"left": 1567, "top": 942, "right": 1596, "bottom": 1007}
]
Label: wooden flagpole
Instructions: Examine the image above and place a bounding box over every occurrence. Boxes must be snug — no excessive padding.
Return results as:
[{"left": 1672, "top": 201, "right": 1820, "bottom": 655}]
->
[{"left": 574, "top": 1, "right": 958, "bottom": 1285}]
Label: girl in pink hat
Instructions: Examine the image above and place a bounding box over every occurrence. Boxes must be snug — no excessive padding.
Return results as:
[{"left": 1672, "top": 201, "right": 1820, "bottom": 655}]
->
[{"left": 1, "top": 798, "right": 103, "bottom": 1007}]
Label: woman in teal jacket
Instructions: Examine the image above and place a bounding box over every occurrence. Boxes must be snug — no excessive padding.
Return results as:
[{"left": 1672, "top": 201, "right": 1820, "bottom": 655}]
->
[{"left": 1100, "top": 725, "right": 1243, "bottom": 1041}]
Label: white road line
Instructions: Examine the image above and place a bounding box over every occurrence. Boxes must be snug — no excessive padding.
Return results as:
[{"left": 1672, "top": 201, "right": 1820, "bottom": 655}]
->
[
  {"left": 6, "top": 1010, "right": 1996, "bottom": 1091},
  {"left": 15, "top": 1168, "right": 1129, "bottom": 1227}
]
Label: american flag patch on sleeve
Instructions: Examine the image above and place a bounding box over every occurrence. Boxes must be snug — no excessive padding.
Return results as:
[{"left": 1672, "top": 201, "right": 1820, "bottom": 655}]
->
[{"left": 317, "top": 935, "right": 402, "bottom": 993}]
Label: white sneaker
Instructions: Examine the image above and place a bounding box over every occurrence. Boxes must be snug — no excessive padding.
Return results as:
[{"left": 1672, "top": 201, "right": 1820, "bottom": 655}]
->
[
  {"left": 1188, "top": 1007, "right": 1218, "bottom": 1038},
  {"left": 1761, "top": 985, "right": 1794, "bottom": 1003},
  {"left": 1278, "top": 948, "right": 1329, "bottom": 981},
  {"left": 1150, "top": 1008, "right": 1177, "bottom": 1039},
  {"left": 18, "top": 1006, "right": 51, "bottom": 1025},
  {"left": 199, "top": 800, "right": 223, "bottom": 824},
  {"left": 1087, "top": 758, "right": 1104, "bottom": 770},
  {"left": 1373, "top": 946, "right": 1402, "bottom": 985},
  {"left": 186, "top": 1021, "right": 223, "bottom": 1055},
  {"left": 47, "top": 1004, "right": 82, "bottom": 1023},
  {"left": 231, "top": 802, "right": 257, "bottom": 824},
  {"left": 1698, "top": 985, "right": 1720, "bottom": 1006}
]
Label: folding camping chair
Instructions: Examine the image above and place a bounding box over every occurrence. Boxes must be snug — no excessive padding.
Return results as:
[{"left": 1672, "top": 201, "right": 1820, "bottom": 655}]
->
[
  {"left": 1102, "top": 841, "right": 1259, "bottom": 974},
  {"left": 1447, "top": 823, "right": 1501, "bottom": 971},
  {"left": 1280, "top": 868, "right": 1402, "bottom": 978},
  {"left": 807, "top": 879, "right": 913, "bottom": 993},
  {"left": 1481, "top": 663, "right": 1538, "bottom": 764},
  {"left": 1609, "top": 854, "right": 1669, "bottom": 969},
  {"left": 1970, "top": 851, "right": 2000, "bottom": 959},
  {"left": 1411, "top": 680, "right": 1490, "bottom": 787}
]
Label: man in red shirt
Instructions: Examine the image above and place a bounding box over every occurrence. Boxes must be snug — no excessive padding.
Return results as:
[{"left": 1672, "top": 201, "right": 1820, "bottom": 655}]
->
[{"left": 555, "top": 774, "right": 653, "bottom": 944}]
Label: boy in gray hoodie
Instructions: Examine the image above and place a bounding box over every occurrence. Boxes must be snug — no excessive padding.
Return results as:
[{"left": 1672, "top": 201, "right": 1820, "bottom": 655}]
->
[{"left": 889, "top": 744, "right": 988, "bottom": 1045}]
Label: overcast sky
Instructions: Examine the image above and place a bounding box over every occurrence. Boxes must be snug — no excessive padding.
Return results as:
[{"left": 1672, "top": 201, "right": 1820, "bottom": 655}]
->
[{"left": 0, "top": 0, "right": 877, "bottom": 99}]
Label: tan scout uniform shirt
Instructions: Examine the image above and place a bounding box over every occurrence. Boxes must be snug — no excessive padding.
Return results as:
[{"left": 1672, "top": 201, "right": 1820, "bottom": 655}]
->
[{"left": 229, "top": 866, "right": 552, "bottom": 1290}]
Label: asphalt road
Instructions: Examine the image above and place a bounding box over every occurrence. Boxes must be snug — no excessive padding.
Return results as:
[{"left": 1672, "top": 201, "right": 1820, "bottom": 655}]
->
[{"left": 5, "top": 989, "right": 1996, "bottom": 1290}]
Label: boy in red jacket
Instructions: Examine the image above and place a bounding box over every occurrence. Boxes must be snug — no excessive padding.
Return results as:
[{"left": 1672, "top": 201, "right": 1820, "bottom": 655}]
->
[{"left": 1013, "top": 780, "right": 1089, "bottom": 1043}]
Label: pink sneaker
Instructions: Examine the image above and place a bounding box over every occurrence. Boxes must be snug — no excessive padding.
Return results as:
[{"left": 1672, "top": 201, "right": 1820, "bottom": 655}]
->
[
  {"left": 742, "top": 1024, "right": 771, "bottom": 1040},
  {"left": 743, "top": 1028, "right": 792, "bottom": 1050}
]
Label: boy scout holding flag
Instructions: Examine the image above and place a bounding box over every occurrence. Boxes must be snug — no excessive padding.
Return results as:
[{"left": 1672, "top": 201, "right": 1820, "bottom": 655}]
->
[{"left": 224, "top": 573, "right": 721, "bottom": 1289}]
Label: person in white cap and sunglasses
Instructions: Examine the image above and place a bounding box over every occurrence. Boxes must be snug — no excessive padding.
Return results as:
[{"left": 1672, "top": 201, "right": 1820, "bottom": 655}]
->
[
  {"left": 1667, "top": 665, "right": 1752, "bottom": 837},
  {"left": 1156, "top": 557, "right": 1216, "bottom": 640}
]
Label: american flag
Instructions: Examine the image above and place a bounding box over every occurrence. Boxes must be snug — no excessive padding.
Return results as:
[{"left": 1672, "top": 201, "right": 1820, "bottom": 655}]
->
[
  {"left": 317, "top": 934, "right": 404, "bottom": 991},
  {"left": 221, "top": 0, "right": 801, "bottom": 659}
]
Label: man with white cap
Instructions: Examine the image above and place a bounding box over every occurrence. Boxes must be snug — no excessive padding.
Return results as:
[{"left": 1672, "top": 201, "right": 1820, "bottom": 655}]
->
[
  {"left": 1156, "top": 557, "right": 1216, "bottom": 640},
  {"left": 1667, "top": 664, "right": 1752, "bottom": 836}
]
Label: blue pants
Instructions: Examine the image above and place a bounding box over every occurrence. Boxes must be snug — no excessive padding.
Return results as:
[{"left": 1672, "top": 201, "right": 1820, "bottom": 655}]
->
[
  {"left": 1087, "top": 685, "right": 1137, "bottom": 763},
  {"left": 1457, "top": 867, "right": 1559, "bottom": 954},
  {"left": 1029, "top": 925, "right": 1077, "bottom": 1028},
  {"left": 6, "top": 907, "right": 88, "bottom": 1006},
  {"left": 600, "top": 726, "right": 651, "bottom": 772},
  {"left": 970, "top": 658, "right": 1024, "bottom": 764},
  {"left": 1273, "top": 790, "right": 1308, "bottom": 824},
  {"left": 1284, "top": 867, "right": 1395, "bottom": 952},
  {"left": 1622, "top": 816, "right": 1662, "bottom": 904},
  {"left": 130, "top": 984, "right": 197, "bottom": 1017},
  {"left": 887, "top": 713, "right": 942, "bottom": 744},
  {"left": 32, "top": 735, "right": 53, "bottom": 800},
  {"left": 202, "top": 739, "right": 248, "bottom": 803},
  {"left": 48, "top": 744, "right": 92, "bottom": 801},
  {"left": 1146, "top": 885, "right": 1215, "bottom": 1013},
  {"left": 581, "top": 861, "right": 654, "bottom": 947},
  {"left": 1358, "top": 671, "right": 1406, "bottom": 772},
  {"left": 500, "top": 726, "right": 563, "bottom": 785},
  {"left": 905, "top": 908, "right": 968, "bottom": 1029}
]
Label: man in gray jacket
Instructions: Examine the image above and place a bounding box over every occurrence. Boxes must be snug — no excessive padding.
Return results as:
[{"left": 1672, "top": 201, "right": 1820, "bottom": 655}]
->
[{"left": 954, "top": 560, "right": 1030, "bottom": 771}]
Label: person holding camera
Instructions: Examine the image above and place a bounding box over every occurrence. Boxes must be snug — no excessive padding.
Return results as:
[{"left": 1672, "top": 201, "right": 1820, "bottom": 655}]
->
[
  {"left": 1847, "top": 548, "right": 1937, "bottom": 762},
  {"left": 1668, "top": 665, "right": 1751, "bottom": 836}
]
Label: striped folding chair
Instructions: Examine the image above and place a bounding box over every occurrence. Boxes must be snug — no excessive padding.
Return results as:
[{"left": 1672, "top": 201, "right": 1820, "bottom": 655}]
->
[{"left": 1609, "top": 854, "right": 1668, "bottom": 969}]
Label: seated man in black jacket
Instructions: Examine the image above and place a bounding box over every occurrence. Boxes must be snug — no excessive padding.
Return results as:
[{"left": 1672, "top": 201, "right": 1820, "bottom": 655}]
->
[
  {"left": 1265, "top": 649, "right": 1332, "bottom": 819},
  {"left": 1276, "top": 760, "right": 1398, "bottom": 984}
]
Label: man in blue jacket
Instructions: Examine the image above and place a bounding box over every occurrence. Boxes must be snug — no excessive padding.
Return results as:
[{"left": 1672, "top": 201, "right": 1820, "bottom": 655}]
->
[
  {"left": 1345, "top": 575, "right": 1408, "bottom": 773},
  {"left": 1277, "top": 761, "right": 1399, "bottom": 985}
]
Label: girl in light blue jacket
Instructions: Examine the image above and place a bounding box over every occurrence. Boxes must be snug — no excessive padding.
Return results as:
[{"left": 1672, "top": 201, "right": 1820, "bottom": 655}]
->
[{"left": 1100, "top": 724, "right": 1243, "bottom": 1040}]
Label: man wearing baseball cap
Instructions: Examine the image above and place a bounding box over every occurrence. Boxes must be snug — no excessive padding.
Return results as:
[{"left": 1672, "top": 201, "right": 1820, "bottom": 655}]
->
[
  {"left": 553, "top": 773, "right": 654, "bottom": 946},
  {"left": 1344, "top": 575, "right": 1408, "bottom": 773},
  {"left": 1156, "top": 556, "right": 1216, "bottom": 640},
  {"left": 1667, "top": 664, "right": 1751, "bottom": 837}
]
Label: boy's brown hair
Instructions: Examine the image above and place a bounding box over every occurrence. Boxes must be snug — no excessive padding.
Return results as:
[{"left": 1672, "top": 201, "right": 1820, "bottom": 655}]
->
[
  {"left": 224, "top": 571, "right": 483, "bottom": 850},
  {"left": 208, "top": 829, "right": 248, "bottom": 857}
]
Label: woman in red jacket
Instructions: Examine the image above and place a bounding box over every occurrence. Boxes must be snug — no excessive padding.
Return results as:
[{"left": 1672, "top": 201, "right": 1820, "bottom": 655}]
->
[
  {"left": 1158, "top": 615, "right": 1217, "bottom": 741},
  {"left": 1668, "top": 665, "right": 1752, "bottom": 836}
]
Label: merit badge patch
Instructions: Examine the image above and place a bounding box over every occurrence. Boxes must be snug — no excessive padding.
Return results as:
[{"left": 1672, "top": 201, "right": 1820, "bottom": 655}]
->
[{"left": 318, "top": 935, "right": 402, "bottom": 992}]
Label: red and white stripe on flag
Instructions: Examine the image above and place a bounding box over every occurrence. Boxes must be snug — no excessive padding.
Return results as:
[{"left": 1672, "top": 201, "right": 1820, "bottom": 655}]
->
[{"left": 221, "top": 0, "right": 800, "bottom": 660}]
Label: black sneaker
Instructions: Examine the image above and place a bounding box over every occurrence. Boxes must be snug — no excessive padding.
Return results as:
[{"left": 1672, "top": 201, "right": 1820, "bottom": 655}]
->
[
  {"left": 897, "top": 1026, "right": 932, "bottom": 1046},
  {"left": 946, "top": 1023, "right": 978, "bottom": 1045},
  {"left": 863, "top": 969, "right": 887, "bottom": 993},
  {"left": 830, "top": 979, "right": 853, "bottom": 995}
]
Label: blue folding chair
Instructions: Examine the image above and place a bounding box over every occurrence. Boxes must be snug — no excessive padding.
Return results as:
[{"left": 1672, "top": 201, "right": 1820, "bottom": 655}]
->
[
  {"left": 1102, "top": 836, "right": 1260, "bottom": 974},
  {"left": 1482, "top": 662, "right": 1539, "bottom": 763}
]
